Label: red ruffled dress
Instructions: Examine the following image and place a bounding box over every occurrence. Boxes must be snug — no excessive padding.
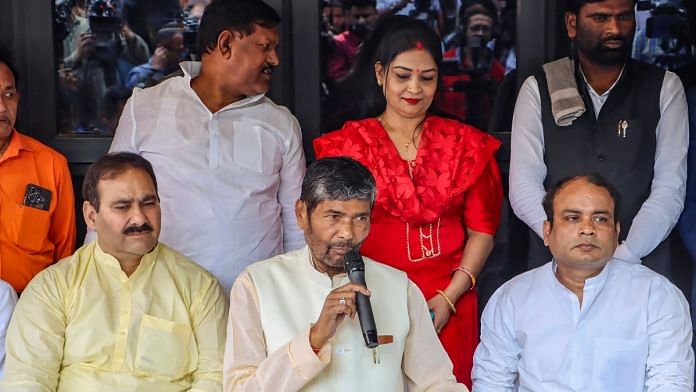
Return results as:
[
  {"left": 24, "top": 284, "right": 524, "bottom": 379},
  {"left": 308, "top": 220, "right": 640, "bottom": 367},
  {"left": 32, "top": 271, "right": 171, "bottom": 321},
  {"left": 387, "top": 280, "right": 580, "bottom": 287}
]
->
[{"left": 314, "top": 116, "right": 502, "bottom": 387}]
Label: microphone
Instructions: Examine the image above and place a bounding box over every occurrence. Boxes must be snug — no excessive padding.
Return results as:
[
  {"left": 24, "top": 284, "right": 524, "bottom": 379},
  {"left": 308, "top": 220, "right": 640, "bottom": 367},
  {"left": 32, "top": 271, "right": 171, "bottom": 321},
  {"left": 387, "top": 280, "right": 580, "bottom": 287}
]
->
[{"left": 344, "top": 249, "right": 379, "bottom": 348}]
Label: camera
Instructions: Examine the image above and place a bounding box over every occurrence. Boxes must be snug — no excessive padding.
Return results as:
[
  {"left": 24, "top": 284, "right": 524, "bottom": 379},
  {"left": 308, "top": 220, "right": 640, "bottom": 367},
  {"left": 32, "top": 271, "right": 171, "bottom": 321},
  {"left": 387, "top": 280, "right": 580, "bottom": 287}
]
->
[
  {"left": 636, "top": 0, "right": 687, "bottom": 40},
  {"left": 168, "top": 10, "right": 201, "bottom": 58},
  {"left": 87, "top": 0, "right": 124, "bottom": 62},
  {"left": 635, "top": 0, "right": 691, "bottom": 69},
  {"left": 87, "top": 0, "right": 123, "bottom": 34}
]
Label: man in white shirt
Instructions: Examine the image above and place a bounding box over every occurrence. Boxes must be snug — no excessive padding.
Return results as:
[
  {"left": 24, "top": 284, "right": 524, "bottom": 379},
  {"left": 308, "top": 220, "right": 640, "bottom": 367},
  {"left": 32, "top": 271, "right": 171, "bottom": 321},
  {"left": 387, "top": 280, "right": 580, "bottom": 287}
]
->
[
  {"left": 509, "top": 0, "right": 687, "bottom": 277},
  {"left": 224, "top": 157, "right": 467, "bottom": 391},
  {"left": 102, "top": 0, "right": 306, "bottom": 292},
  {"left": 473, "top": 173, "right": 694, "bottom": 391}
]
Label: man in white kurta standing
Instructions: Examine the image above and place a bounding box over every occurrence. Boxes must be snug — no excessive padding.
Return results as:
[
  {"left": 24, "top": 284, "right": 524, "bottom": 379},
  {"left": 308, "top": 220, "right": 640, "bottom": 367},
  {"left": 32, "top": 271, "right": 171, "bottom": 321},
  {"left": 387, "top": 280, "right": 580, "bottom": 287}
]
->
[
  {"left": 224, "top": 157, "right": 467, "bottom": 391},
  {"left": 100, "top": 0, "right": 306, "bottom": 292}
]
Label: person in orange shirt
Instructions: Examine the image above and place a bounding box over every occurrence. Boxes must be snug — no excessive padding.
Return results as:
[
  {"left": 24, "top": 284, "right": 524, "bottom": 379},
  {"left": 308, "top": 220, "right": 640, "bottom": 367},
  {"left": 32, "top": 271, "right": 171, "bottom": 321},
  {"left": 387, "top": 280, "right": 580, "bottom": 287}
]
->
[{"left": 0, "top": 52, "right": 76, "bottom": 293}]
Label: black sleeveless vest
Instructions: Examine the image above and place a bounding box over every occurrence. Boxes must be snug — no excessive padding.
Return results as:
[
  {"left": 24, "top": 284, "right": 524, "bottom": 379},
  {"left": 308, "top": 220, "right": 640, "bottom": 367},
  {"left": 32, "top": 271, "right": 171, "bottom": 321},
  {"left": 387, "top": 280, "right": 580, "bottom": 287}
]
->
[{"left": 535, "top": 59, "right": 665, "bottom": 241}]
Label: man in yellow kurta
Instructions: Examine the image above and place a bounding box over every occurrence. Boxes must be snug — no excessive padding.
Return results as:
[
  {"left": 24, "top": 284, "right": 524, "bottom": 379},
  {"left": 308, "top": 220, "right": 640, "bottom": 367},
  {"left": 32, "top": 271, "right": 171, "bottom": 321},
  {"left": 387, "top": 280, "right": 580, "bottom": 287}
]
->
[{"left": 3, "top": 152, "right": 228, "bottom": 391}]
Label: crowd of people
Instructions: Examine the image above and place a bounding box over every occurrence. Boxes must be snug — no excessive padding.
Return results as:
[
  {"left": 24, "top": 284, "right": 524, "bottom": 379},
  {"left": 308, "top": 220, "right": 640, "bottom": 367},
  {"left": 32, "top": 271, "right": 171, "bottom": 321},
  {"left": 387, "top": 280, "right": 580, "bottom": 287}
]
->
[
  {"left": 55, "top": 0, "right": 208, "bottom": 135},
  {"left": 0, "top": 0, "right": 695, "bottom": 390},
  {"left": 321, "top": 0, "right": 516, "bottom": 132}
]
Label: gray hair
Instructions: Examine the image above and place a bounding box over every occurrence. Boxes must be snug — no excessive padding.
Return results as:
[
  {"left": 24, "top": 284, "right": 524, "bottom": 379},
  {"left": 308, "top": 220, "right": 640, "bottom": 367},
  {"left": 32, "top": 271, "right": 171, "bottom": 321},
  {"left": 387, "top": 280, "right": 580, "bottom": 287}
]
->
[{"left": 301, "top": 157, "right": 376, "bottom": 215}]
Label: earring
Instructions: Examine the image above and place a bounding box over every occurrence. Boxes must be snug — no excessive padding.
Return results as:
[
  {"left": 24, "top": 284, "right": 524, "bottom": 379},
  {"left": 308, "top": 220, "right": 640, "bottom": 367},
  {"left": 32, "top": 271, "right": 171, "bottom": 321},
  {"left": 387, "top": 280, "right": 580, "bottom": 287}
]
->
[{"left": 377, "top": 79, "right": 383, "bottom": 86}]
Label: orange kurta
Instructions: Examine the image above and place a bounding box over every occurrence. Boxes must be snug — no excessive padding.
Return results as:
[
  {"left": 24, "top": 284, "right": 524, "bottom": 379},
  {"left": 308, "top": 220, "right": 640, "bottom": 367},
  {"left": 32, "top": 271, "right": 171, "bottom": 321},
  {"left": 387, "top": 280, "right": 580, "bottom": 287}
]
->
[
  {"left": 0, "top": 130, "right": 75, "bottom": 292},
  {"left": 315, "top": 116, "right": 503, "bottom": 387}
]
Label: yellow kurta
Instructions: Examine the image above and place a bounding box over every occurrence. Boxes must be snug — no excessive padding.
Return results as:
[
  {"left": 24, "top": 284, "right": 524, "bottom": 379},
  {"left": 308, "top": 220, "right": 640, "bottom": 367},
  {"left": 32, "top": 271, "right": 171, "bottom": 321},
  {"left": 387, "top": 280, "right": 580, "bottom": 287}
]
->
[{"left": 2, "top": 241, "right": 228, "bottom": 392}]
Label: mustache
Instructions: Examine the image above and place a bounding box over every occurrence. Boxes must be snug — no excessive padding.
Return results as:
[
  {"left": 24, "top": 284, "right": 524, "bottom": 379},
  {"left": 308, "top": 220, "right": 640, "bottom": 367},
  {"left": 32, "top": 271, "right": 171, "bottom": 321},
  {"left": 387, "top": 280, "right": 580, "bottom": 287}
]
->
[
  {"left": 122, "top": 223, "right": 153, "bottom": 235},
  {"left": 329, "top": 240, "right": 358, "bottom": 250},
  {"left": 262, "top": 63, "right": 275, "bottom": 73},
  {"left": 601, "top": 35, "right": 627, "bottom": 46}
]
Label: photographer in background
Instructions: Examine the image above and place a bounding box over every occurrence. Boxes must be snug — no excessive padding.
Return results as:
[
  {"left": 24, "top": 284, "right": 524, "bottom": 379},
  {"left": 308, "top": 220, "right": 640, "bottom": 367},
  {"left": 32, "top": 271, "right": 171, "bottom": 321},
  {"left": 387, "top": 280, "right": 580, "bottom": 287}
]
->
[
  {"left": 62, "top": 0, "right": 149, "bottom": 133},
  {"left": 435, "top": 2, "right": 504, "bottom": 130},
  {"left": 327, "top": 0, "right": 378, "bottom": 81},
  {"left": 127, "top": 25, "right": 184, "bottom": 88},
  {"left": 632, "top": 0, "right": 692, "bottom": 70},
  {"left": 323, "top": 0, "right": 347, "bottom": 34}
]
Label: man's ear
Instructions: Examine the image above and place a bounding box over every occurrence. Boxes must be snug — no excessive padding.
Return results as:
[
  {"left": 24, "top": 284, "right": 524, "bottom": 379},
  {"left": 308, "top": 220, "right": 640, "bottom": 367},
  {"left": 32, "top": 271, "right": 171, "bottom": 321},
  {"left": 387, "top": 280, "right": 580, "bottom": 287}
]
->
[
  {"left": 295, "top": 200, "right": 308, "bottom": 231},
  {"left": 542, "top": 220, "right": 552, "bottom": 246},
  {"left": 615, "top": 221, "right": 621, "bottom": 242},
  {"left": 216, "top": 30, "right": 241, "bottom": 59},
  {"left": 83, "top": 201, "right": 98, "bottom": 230},
  {"left": 565, "top": 11, "right": 577, "bottom": 40}
]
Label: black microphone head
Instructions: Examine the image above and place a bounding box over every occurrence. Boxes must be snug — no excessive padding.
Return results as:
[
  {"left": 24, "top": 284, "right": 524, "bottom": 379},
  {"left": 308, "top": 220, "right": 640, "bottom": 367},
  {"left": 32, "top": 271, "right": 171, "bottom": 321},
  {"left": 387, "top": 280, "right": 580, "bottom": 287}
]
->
[{"left": 344, "top": 249, "right": 365, "bottom": 274}]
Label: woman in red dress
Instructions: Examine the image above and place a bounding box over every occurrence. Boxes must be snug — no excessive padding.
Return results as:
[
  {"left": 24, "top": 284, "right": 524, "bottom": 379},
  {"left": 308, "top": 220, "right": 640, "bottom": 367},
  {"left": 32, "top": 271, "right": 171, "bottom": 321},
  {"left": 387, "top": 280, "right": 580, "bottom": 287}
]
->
[{"left": 314, "top": 17, "right": 502, "bottom": 387}]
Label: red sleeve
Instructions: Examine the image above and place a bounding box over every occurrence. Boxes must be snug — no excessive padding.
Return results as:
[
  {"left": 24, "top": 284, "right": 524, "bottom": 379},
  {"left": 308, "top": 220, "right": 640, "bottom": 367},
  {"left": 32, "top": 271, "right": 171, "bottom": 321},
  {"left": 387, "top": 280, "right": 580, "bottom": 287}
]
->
[{"left": 462, "top": 157, "right": 502, "bottom": 235}]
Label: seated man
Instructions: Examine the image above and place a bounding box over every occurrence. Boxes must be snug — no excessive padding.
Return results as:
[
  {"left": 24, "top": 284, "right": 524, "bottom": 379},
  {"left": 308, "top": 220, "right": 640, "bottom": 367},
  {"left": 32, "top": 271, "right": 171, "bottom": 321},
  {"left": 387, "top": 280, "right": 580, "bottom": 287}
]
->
[
  {"left": 0, "top": 52, "right": 76, "bottom": 293},
  {"left": 473, "top": 173, "right": 694, "bottom": 391},
  {"left": 3, "top": 152, "right": 228, "bottom": 391},
  {"left": 224, "top": 157, "right": 467, "bottom": 391}
]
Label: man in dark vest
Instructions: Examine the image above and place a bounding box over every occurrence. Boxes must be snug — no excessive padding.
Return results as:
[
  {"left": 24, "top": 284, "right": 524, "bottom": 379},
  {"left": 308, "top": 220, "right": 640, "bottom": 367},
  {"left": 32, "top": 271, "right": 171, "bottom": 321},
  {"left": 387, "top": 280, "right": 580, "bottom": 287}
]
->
[{"left": 509, "top": 0, "right": 688, "bottom": 279}]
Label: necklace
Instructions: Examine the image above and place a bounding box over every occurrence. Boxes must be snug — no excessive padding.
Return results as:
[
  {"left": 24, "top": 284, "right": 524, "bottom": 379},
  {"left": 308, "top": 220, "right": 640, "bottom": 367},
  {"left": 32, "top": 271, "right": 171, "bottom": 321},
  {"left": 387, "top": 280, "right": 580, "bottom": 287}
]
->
[{"left": 378, "top": 115, "right": 422, "bottom": 151}]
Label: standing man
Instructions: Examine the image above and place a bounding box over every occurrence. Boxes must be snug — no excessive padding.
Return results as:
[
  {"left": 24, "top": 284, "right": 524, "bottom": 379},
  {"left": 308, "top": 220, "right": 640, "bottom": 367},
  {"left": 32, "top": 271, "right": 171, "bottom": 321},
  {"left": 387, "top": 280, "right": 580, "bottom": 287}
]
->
[
  {"left": 436, "top": 3, "right": 505, "bottom": 129},
  {"left": 327, "top": 0, "right": 378, "bottom": 81},
  {"left": 3, "top": 153, "right": 227, "bottom": 391},
  {"left": 474, "top": 174, "right": 693, "bottom": 391},
  {"left": 509, "top": 0, "right": 688, "bottom": 276},
  {"left": 224, "top": 157, "right": 467, "bottom": 391},
  {"left": 105, "top": 0, "right": 306, "bottom": 292},
  {"left": 0, "top": 52, "right": 76, "bottom": 293}
]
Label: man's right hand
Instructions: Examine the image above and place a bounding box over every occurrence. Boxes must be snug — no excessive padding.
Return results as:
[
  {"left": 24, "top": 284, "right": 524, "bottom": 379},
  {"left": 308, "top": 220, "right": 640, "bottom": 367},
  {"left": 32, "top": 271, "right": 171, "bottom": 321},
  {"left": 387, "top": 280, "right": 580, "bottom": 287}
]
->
[
  {"left": 76, "top": 33, "right": 95, "bottom": 62},
  {"left": 309, "top": 283, "right": 371, "bottom": 350}
]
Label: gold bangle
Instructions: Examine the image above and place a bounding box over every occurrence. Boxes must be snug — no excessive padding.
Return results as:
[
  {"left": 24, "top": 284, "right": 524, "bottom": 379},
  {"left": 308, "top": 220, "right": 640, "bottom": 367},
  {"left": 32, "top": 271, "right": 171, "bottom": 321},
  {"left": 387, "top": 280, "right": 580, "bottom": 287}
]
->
[
  {"left": 435, "top": 290, "right": 457, "bottom": 314},
  {"left": 451, "top": 266, "right": 477, "bottom": 291}
]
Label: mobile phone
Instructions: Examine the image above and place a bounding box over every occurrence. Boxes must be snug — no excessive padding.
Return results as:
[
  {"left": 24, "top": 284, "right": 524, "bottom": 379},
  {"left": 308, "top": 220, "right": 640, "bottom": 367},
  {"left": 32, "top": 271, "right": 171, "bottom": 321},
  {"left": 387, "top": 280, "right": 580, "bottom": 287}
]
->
[{"left": 23, "top": 184, "right": 52, "bottom": 211}]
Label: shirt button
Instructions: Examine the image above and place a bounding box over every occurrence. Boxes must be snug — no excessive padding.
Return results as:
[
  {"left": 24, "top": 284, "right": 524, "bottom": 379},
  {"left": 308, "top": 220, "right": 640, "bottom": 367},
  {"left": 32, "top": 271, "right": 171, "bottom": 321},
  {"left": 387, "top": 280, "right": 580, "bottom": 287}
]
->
[{"left": 597, "top": 153, "right": 606, "bottom": 161}]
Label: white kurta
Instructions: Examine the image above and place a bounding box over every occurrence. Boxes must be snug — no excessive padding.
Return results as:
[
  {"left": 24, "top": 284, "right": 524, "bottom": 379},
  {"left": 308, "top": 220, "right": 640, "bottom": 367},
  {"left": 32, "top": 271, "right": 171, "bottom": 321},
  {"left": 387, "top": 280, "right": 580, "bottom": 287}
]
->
[{"left": 224, "top": 246, "right": 467, "bottom": 392}]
